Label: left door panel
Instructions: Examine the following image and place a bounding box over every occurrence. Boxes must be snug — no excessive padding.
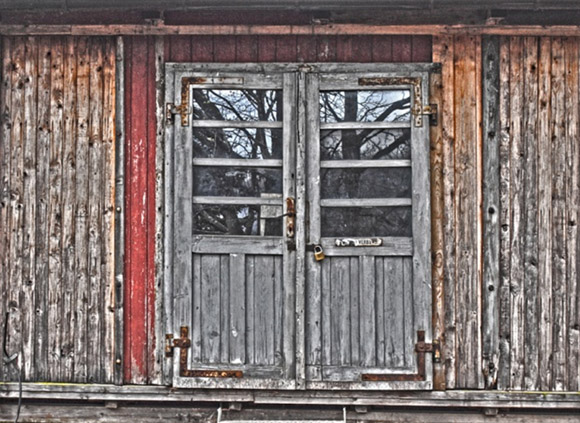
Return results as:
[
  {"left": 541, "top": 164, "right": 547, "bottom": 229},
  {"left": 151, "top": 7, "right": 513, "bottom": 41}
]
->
[{"left": 165, "top": 66, "right": 297, "bottom": 389}]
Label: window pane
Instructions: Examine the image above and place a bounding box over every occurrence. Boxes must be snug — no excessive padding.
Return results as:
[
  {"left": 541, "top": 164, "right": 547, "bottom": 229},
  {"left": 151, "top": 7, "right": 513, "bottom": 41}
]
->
[
  {"left": 319, "top": 90, "right": 410, "bottom": 123},
  {"left": 192, "top": 89, "right": 282, "bottom": 121},
  {"left": 193, "top": 167, "right": 282, "bottom": 197},
  {"left": 321, "top": 168, "right": 411, "bottom": 199},
  {"left": 193, "top": 204, "right": 282, "bottom": 236},
  {"left": 320, "top": 128, "right": 411, "bottom": 160},
  {"left": 321, "top": 207, "right": 412, "bottom": 237},
  {"left": 193, "top": 128, "right": 283, "bottom": 159}
]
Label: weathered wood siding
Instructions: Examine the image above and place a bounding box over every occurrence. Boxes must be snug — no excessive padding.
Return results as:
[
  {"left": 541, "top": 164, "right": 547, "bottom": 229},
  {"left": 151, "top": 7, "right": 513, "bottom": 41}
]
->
[
  {"left": 494, "top": 36, "right": 580, "bottom": 392},
  {"left": 0, "top": 36, "right": 117, "bottom": 383}
]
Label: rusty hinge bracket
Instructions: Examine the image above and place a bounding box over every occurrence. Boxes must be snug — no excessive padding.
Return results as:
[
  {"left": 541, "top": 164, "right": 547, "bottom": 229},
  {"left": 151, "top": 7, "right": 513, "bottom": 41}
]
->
[
  {"left": 171, "top": 326, "right": 243, "bottom": 378},
  {"left": 361, "top": 330, "right": 439, "bottom": 382},
  {"left": 166, "top": 103, "right": 189, "bottom": 126},
  {"left": 412, "top": 103, "right": 438, "bottom": 127},
  {"left": 164, "top": 333, "right": 174, "bottom": 357}
]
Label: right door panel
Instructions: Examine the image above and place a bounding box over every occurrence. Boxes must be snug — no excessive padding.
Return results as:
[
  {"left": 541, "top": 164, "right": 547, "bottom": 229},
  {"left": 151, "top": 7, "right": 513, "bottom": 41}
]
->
[{"left": 304, "top": 71, "right": 433, "bottom": 390}]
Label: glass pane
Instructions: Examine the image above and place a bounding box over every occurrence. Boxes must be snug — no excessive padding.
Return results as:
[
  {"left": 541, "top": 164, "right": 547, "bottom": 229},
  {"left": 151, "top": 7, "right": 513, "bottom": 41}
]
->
[
  {"left": 193, "top": 128, "right": 283, "bottom": 159},
  {"left": 321, "top": 168, "right": 411, "bottom": 199},
  {"left": 321, "top": 207, "right": 412, "bottom": 237},
  {"left": 193, "top": 167, "right": 282, "bottom": 197},
  {"left": 319, "top": 90, "right": 410, "bottom": 123},
  {"left": 192, "top": 89, "right": 282, "bottom": 121},
  {"left": 193, "top": 204, "right": 282, "bottom": 236},
  {"left": 320, "top": 128, "right": 411, "bottom": 160}
]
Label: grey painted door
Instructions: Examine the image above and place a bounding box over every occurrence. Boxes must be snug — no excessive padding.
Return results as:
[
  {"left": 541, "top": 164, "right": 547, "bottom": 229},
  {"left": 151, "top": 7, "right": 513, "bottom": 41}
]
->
[
  {"left": 165, "top": 67, "right": 297, "bottom": 389},
  {"left": 303, "top": 71, "right": 433, "bottom": 390}
]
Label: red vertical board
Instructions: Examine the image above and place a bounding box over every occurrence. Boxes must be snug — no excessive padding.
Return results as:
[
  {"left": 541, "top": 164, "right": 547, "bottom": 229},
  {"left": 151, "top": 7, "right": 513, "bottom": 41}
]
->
[{"left": 392, "top": 35, "right": 413, "bottom": 62}]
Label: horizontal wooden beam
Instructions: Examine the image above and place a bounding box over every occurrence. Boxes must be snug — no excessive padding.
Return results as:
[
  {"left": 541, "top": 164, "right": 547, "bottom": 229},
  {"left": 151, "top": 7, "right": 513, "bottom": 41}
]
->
[
  {"left": 3, "top": 23, "right": 580, "bottom": 36},
  {"left": 1, "top": 383, "right": 580, "bottom": 409}
]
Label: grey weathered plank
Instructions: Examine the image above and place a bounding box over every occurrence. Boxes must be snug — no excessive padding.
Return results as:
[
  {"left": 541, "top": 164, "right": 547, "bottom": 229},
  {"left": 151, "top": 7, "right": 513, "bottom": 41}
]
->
[
  {"left": 537, "top": 36, "right": 553, "bottom": 391},
  {"left": 435, "top": 34, "right": 457, "bottom": 390},
  {"left": 403, "top": 257, "right": 415, "bottom": 369},
  {"left": 319, "top": 160, "right": 411, "bottom": 168},
  {"left": 319, "top": 121, "right": 411, "bottom": 130},
  {"left": 348, "top": 258, "right": 360, "bottom": 366},
  {"left": 87, "top": 38, "right": 104, "bottom": 382},
  {"left": 374, "top": 258, "right": 385, "bottom": 367},
  {"left": 229, "top": 253, "right": 246, "bottom": 364},
  {"left": 320, "top": 198, "right": 411, "bottom": 207},
  {"left": 192, "top": 236, "right": 284, "bottom": 255},
  {"left": 191, "top": 253, "right": 202, "bottom": 363},
  {"left": 551, "top": 37, "right": 567, "bottom": 392},
  {"left": 200, "top": 254, "right": 221, "bottom": 363},
  {"left": 384, "top": 258, "right": 404, "bottom": 368},
  {"left": 114, "top": 35, "right": 125, "bottom": 386},
  {"left": 481, "top": 35, "right": 500, "bottom": 390},
  {"left": 192, "top": 158, "right": 282, "bottom": 167},
  {"left": 564, "top": 37, "right": 580, "bottom": 392},
  {"left": 320, "top": 259, "right": 331, "bottom": 368},
  {"left": 48, "top": 36, "right": 65, "bottom": 382},
  {"left": 254, "top": 255, "right": 276, "bottom": 366},
  {"left": 192, "top": 120, "right": 283, "bottom": 128},
  {"left": 522, "top": 36, "right": 539, "bottom": 391},
  {"left": 274, "top": 255, "right": 283, "bottom": 367},
  {"left": 454, "top": 34, "right": 482, "bottom": 389},
  {"left": 60, "top": 36, "right": 78, "bottom": 382},
  {"left": 22, "top": 36, "right": 39, "bottom": 381},
  {"left": 220, "top": 255, "right": 230, "bottom": 364},
  {"left": 101, "top": 37, "right": 116, "bottom": 384},
  {"left": 329, "top": 257, "right": 351, "bottom": 366},
  {"left": 73, "top": 37, "right": 90, "bottom": 382},
  {"left": 508, "top": 36, "right": 525, "bottom": 391},
  {"left": 359, "top": 256, "right": 375, "bottom": 367},
  {"left": 245, "top": 255, "right": 255, "bottom": 364},
  {"left": 193, "top": 196, "right": 282, "bottom": 206}
]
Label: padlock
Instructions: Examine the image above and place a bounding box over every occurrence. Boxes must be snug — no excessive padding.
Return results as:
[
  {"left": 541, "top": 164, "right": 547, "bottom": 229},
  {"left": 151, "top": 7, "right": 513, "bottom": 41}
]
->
[{"left": 314, "top": 245, "right": 325, "bottom": 261}]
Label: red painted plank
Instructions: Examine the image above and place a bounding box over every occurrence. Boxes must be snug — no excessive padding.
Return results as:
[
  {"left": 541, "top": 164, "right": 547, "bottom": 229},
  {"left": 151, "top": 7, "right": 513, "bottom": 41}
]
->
[
  {"left": 258, "top": 36, "right": 277, "bottom": 62},
  {"left": 412, "top": 35, "right": 433, "bottom": 62},
  {"left": 169, "top": 35, "right": 192, "bottom": 62},
  {"left": 191, "top": 35, "right": 214, "bottom": 62},
  {"left": 214, "top": 36, "right": 237, "bottom": 62},
  {"left": 275, "top": 36, "right": 297, "bottom": 62},
  {"left": 372, "top": 35, "right": 393, "bottom": 62},
  {"left": 337, "top": 36, "right": 373, "bottom": 62},
  {"left": 124, "top": 36, "right": 150, "bottom": 384},
  {"left": 392, "top": 35, "right": 413, "bottom": 62},
  {"left": 316, "top": 36, "right": 337, "bottom": 62},
  {"left": 297, "top": 35, "right": 318, "bottom": 63},
  {"left": 236, "top": 36, "right": 258, "bottom": 62}
]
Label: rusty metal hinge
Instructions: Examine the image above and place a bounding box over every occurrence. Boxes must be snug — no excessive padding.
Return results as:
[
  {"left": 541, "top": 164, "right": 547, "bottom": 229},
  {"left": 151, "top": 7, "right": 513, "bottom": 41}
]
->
[
  {"left": 416, "top": 334, "right": 441, "bottom": 363},
  {"left": 412, "top": 103, "right": 438, "bottom": 127},
  {"left": 166, "top": 103, "right": 189, "bottom": 125},
  {"left": 169, "top": 326, "right": 244, "bottom": 378}
]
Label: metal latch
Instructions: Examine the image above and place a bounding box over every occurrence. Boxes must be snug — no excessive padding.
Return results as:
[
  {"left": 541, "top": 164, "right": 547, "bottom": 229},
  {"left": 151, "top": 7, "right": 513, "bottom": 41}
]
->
[{"left": 412, "top": 103, "right": 438, "bottom": 127}]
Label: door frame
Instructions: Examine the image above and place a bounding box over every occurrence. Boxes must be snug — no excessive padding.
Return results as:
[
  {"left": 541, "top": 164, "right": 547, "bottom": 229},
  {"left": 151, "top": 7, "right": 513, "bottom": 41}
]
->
[{"left": 163, "top": 62, "right": 436, "bottom": 390}]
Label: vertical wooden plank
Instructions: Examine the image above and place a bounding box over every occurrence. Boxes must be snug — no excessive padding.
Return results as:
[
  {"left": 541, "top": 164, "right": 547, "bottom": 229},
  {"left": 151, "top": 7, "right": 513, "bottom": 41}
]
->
[
  {"left": 371, "top": 36, "right": 392, "bottom": 62},
  {"left": 336, "top": 36, "right": 372, "bottom": 63},
  {"left": 374, "top": 258, "right": 385, "bottom": 367},
  {"left": 412, "top": 36, "right": 433, "bottom": 62},
  {"left": 48, "top": 36, "right": 64, "bottom": 382},
  {"left": 551, "top": 37, "right": 567, "bottom": 392},
  {"left": 384, "top": 258, "right": 404, "bottom": 368},
  {"left": 0, "top": 37, "right": 12, "bottom": 382},
  {"left": 257, "top": 36, "right": 276, "bottom": 63},
  {"left": 191, "top": 35, "right": 214, "bottom": 62},
  {"left": 229, "top": 253, "right": 246, "bottom": 364},
  {"left": 482, "top": 35, "right": 501, "bottom": 390},
  {"left": 102, "top": 38, "right": 116, "bottom": 384},
  {"left": 22, "top": 36, "right": 39, "bottom": 381},
  {"left": 434, "top": 34, "right": 456, "bottom": 390},
  {"left": 454, "top": 34, "right": 482, "bottom": 389},
  {"left": 7, "top": 36, "right": 25, "bottom": 382},
  {"left": 169, "top": 35, "right": 192, "bottom": 62},
  {"left": 523, "top": 36, "right": 540, "bottom": 391},
  {"left": 246, "top": 255, "right": 255, "bottom": 364},
  {"left": 201, "top": 255, "right": 221, "bottom": 363},
  {"left": 359, "top": 256, "right": 375, "bottom": 367},
  {"left": 87, "top": 37, "right": 104, "bottom": 382},
  {"left": 296, "top": 36, "right": 317, "bottom": 63},
  {"left": 274, "top": 255, "right": 283, "bottom": 367},
  {"left": 497, "top": 36, "right": 512, "bottom": 391},
  {"left": 392, "top": 36, "right": 412, "bottom": 62},
  {"left": 330, "top": 258, "right": 351, "bottom": 366},
  {"left": 565, "top": 37, "right": 580, "bottom": 392},
  {"left": 321, "top": 259, "right": 331, "bottom": 367},
  {"left": 275, "top": 36, "right": 297, "bottom": 62},
  {"left": 73, "top": 36, "right": 90, "bottom": 382},
  {"left": 508, "top": 36, "right": 525, "bottom": 391},
  {"left": 403, "top": 257, "right": 415, "bottom": 368},
  {"left": 219, "top": 255, "right": 230, "bottom": 364},
  {"left": 430, "top": 36, "right": 446, "bottom": 391},
  {"left": 316, "top": 36, "right": 336, "bottom": 62},
  {"left": 537, "top": 36, "right": 553, "bottom": 391},
  {"left": 153, "top": 36, "right": 165, "bottom": 385},
  {"left": 235, "top": 36, "right": 258, "bottom": 62},
  {"left": 214, "top": 36, "right": 236, "bottom": 62},
  {"left": 191, "top": 253, "right": 201, "bottom": 364},
  {"left": 254, "top": 255, "right": 276, "bottom": 365},
  {"left": 114, "top": 35, "right": 125, "bottom": 386}
]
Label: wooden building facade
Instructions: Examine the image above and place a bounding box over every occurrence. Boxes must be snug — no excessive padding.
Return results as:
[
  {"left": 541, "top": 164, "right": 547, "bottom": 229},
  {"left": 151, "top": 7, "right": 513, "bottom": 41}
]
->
[{"left": 1, "top": 1, "right": 580, "bottom": 421}]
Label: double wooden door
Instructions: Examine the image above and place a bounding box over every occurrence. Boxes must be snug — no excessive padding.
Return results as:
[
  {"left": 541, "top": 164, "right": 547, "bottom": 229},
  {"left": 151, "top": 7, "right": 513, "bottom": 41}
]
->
[{"left": 165, "top": 63, "right": 432, "bottom": 390}]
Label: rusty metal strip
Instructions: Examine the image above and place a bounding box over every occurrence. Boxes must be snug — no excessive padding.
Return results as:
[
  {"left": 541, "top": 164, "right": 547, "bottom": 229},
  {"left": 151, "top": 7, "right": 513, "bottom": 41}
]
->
[
  {"left": 358, "top": 76, "right": 425, "bottom": 127},
  {"left": 361, "top": 331, "right": 434, "bottom": 382},
  {"left": 174, "top": 326, "right": 244, "bottom": 379}
]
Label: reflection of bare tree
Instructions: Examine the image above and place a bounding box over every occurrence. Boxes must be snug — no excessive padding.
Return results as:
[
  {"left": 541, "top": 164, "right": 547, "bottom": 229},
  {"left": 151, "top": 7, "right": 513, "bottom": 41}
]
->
[{"left": 192, "top": 89, "right": 283, "bottom": 236}]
